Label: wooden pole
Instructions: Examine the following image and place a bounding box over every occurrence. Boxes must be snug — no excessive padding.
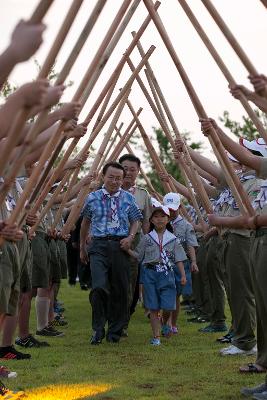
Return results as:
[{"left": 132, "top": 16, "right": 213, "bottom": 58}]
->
[
  {"left": 2, "top": 0, "right": 131, "bottom": 196},
  {"left": 29, "top": 171, "right": 72, "bottom": 235},
  {"left": 30, "top": 0, "right": 54, "bottom": 23},
  {"left": 29, "top": 137, "right": 80, "bottom": 216},
  {"left": 115, "top": 127, "right": 160, "bottom": 198},
  {"left": 0, "top": 0, "right": 84, "bottom": 178},
  {"left": 143, "top": 0, "right": 255, "bottom": 217},
  {"left": 61, "top": 45, "right": 156, "bottom": 235},
  {"left": 29, "top": 69, "right": 121, "bottom": 219},
  {"left": 77, "top": 0, "right": 141, "bottom": 107},
  {"left": 3, "top": 0, "right": 135, "bottom": 225},
  {"left": 0, "top": 0, "right": 85, "bottom": 222},
  {"left": 27, "top": 0, "right": 135, "bottom": 208},
  {"left": 92, "top": 79, "right": 119, "bottom": 133},
  {"left": 107, "top": 111, "right": 142, "bottom": 162},
  {"left": 144, "top": 66, "right": 207, "bottom": 221},
  {"left": 125, "top": 100, "right": 172, "bottom": 193},
  {"left": 28, "top": 49, "right": 135, "bottom": 225},
  {"left": 128, "top": 57, "right": 211, "bottom": 215},
  {"left": 20, "top": 0, "right": 159, "bottom": 217},
  {"left": 177, "top": 0, "right": 267, "bottom": 142},
  {"left": 97, "top": 122, "right": 124, "bottom": 173},
  {"left": 38, "top": 88, "right": 131, "bottom": 232},
  {"left": 201, "top": 0, "right": 259, "bottom": 76},
  {"left": 132, "top": 32, "right": 212, "bottom": 217},
  {"left": 260, "top": 0, "right": 267, "bottom": 8}
]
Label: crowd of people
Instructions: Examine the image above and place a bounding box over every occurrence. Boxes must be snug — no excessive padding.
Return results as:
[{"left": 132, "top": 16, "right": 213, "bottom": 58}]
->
[{"left": 0, "top": 6, "right": 267, "bottom": 400}]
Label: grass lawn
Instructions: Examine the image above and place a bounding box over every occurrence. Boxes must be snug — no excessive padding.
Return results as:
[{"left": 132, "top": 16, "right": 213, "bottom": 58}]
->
[{"left": 6, "top": 282, "right": 262, "bottom": 399}]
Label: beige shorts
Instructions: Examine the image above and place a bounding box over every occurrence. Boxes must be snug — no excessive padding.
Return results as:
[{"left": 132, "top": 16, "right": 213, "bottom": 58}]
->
[{"left": 0, "top": 241, "right": 20, "bottom": 315}]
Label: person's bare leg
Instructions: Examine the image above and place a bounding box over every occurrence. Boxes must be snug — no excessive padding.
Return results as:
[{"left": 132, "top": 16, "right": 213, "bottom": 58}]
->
[
  {"left": 0, "top": 314, "right": 5, "bottom": 330},
  {"left": 150, "top": 310, "right": 160, "bottom": 338},
  {"left": 162, "top": 310, "right": 171, "bottom": 325},
  {"left": 1, "top": 315, "right": 17, "bottom": 347},
  {"left": 18, "top": 291, "right": 32, "bottom": 339},
  {"left": 54, "top": 282, "right": 60, "bottom": 303},
  {"left": 171, "top": 296, "right": 180, "bottom": 327}
]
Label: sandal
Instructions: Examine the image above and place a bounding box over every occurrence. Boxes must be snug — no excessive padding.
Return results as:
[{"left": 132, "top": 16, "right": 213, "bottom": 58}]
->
[{"left": 239, "top": 363, "right": 267, "bottom": 374}]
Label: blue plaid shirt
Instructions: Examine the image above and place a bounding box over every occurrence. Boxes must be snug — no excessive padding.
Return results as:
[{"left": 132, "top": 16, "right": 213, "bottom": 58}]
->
[{"left": 81, "top": 188, "right": 143, "bottom": 237}]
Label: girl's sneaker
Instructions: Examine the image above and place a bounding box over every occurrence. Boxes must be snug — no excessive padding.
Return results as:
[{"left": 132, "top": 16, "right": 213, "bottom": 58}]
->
[
  {"left": 0, "top": 366, "right": 17, "bottom": 379},
  {"left": 150, "top": 338, "right": 161, "bottom": 346},
  {"left": 171, "top": 326, "right": 179, "bottom": 334},
  {"left": 161, "top": 325, "right": 172, "bottom": 338}
]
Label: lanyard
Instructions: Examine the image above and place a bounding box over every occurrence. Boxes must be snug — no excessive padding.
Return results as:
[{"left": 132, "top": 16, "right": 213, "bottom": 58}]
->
[{"left": 158, "top": 235, "right": 163, "bottom": 254}]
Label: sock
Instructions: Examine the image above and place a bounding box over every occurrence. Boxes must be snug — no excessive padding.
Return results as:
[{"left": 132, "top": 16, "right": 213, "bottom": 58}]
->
[{"left": 35, "top": 296, "right": 50, "bottom": 331}]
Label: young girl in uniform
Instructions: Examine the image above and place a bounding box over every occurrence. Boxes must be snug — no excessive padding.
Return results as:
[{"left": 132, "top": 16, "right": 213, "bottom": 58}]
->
[
  {"left": 163, "top": 193, "right": 199, "bottom": 334},
  {"left": 129, "top": 206, "right": 187, "bottom": 345}
]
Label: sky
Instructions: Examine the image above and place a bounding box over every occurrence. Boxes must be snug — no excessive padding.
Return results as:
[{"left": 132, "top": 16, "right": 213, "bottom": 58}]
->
[{"left": 0, "top": 0, "right": 267, "bottom": 164}]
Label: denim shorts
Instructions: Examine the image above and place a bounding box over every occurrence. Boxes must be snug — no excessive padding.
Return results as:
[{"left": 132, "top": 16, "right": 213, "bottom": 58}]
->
[
  {"left": 143, "top": 268, "right": 176, "bottom": 311},
  {"left": 174, "top": 259, "right": 192, "bottom": 296},
  {"left": 139, "top": 263, "right": 145, "bottom": 284}
]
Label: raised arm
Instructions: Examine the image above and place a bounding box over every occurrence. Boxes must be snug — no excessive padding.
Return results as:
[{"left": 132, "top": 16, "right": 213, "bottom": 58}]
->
[
  {"left": 199, "top": 118, "right": 261, "bottom": 173},
  {"left": 174, "top": 138, "right": 222, "bottom": 180},
  {"left": 0, "top": 20, "right": 45, "bottom": 90},
  {"left": 193, "top": 163, "right": 218, "bottom": 186},
  {"left": 230, "top": 84, "right": 267, "bottom": 114},
  {"left": 0, "top": 79, "right": 48, "bottom": 139}
]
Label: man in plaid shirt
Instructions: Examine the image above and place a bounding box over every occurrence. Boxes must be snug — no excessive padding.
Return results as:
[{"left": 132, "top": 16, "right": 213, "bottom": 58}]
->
[{"left": 80, "top": 162, "right": 142, "bottom": 344}]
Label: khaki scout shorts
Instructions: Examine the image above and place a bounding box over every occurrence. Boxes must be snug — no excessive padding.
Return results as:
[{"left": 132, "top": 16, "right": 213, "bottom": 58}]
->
[
  {"left": 31, "top": 232, "right": 50, "bottom": 288},
  {"left": 17, "top": 231, "right": 33, "bottom": 293},
  {"left": 57, "top": 240, "right": 68, "bottom": 279},
  {"left": 0, "top": 241, "right": 20, "bottom": 316},
  {"left": 49, "top": 238, "right": 61, "bottom": 283}
]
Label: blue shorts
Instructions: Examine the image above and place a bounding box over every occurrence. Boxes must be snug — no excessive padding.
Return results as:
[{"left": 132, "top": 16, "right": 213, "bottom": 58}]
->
[
  {"left": 143, "top": 268, "right": 176, "bottom": 311},
  {"left": 174, "top": 259, "right": 192, "bottom": 297},
  {"left": 139, "top": 263, "right": 145, "bottom": 285}
]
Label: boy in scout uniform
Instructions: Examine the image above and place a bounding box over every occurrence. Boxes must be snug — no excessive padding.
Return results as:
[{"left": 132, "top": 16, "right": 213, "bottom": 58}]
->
[{"left": 0, "top": 180, "right": 31, "bottom": 361}]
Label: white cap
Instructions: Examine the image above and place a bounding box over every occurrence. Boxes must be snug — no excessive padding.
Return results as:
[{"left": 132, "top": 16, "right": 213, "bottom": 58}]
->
[
  {"left": 150, "top": 205, "right": 170, "bottom": 219},
  {"left": 151, "top": 197, "right": 162, "bottom": 208},
  {"left": 163, "top": 192, "right": 181, "bottom": 211},
  {"left": 240, "top": 138, "right": 267, "bottom": 157}
]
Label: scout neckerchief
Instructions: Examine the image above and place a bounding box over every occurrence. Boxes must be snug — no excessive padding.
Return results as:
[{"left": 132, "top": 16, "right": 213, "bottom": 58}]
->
[
  {"left": 148, "top": 229, "right": 176, "bottom": 274},
  {"left": 171, "top": 215, "right": 187, "bottom": 245},
  {"left": 171, "top": 215, "right": 183, "bottom": 225},
  {"left": 102, "top": 187, "right": 121, "bottom": 230},
  {"left": 231, "top": 174, "right": 256, "bottom": 210},
  {"left": 213, "top": 188, "right": 233, "bottom": 213},
  {"left": 253, "top": 180, "right": 267, "bottom": 210},
  {"left": 187, "top": 205, "right": 197, "bottom": 223},
  {"left": 0, "top": 177, "right": 15, "bottom": 212}
]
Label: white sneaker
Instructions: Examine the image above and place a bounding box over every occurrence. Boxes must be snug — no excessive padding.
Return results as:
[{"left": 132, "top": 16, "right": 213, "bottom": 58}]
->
[{"left": 220, "top": 344, "right": 257, "bottom": 356}]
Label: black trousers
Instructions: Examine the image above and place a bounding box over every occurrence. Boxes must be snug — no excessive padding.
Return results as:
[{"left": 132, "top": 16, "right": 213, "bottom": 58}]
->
[
  {"left": 67, "top": 244, "right": 79, "bottom": 285},
  {"left": 89, "top": 239, "right": 131, "bottom": 340}
]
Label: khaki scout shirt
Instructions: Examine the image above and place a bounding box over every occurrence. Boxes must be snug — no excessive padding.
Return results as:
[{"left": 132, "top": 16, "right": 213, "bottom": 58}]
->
[
  {"left": 133, "top": 229, "right": 187, "bottom": 265},
  {"left": 128, "top": 186, "right": 152, "bottom": 234},
  {"left": 218, "top": 171, "right": 263, "bottom": 236},
  {"left": 258, "top": 158, "right": 267, "bottom": 179}
]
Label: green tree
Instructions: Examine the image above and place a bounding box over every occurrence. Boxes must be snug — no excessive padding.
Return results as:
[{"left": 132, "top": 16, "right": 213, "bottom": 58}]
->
[{"left": 219, "top": 109, "right": 267, "bottom": 141}]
